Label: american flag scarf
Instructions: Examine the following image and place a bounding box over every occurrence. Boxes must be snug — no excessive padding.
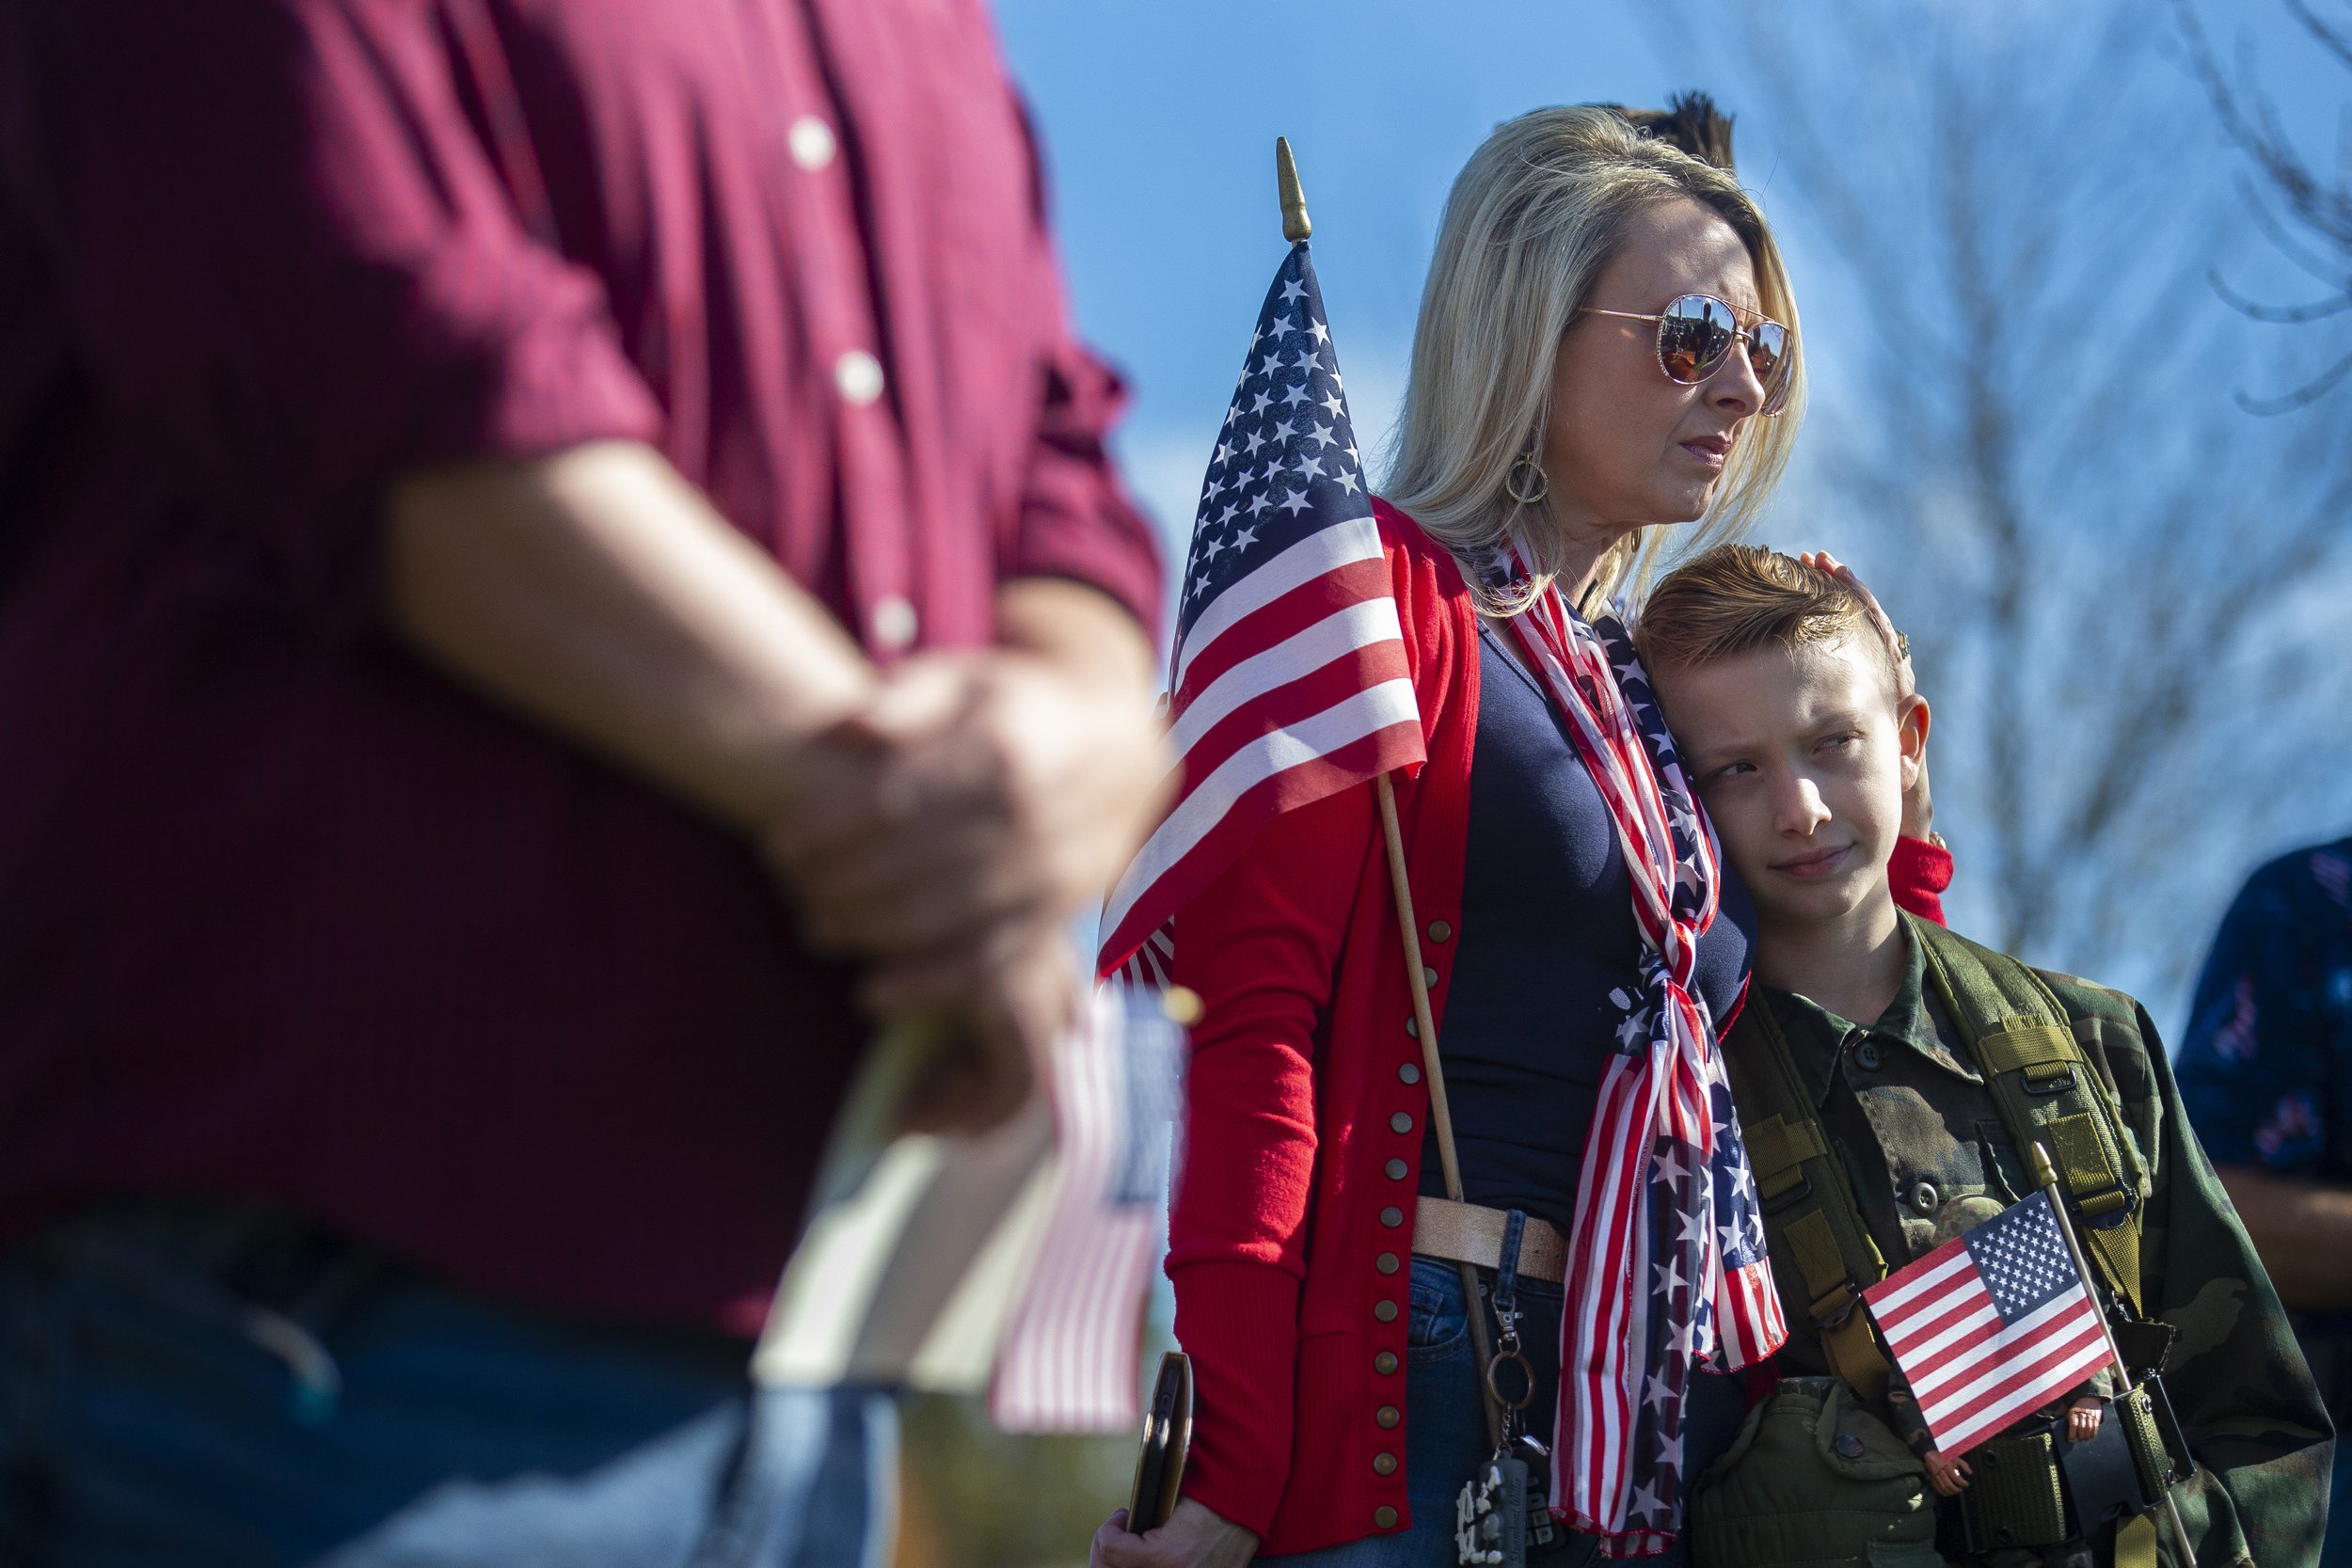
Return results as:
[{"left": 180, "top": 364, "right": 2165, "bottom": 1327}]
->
[{"left": 1486, "top": 550, "right": 1787, "bottom": 1556}]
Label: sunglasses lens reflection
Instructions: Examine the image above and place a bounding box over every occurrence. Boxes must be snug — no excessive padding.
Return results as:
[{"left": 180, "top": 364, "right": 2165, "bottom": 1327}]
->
[
  {"left": 1656, "top": 295, "right": 1735, "bottom": 383},
  {"left": 1748, "top": 320, "right": 1789, "bottom": 408}
]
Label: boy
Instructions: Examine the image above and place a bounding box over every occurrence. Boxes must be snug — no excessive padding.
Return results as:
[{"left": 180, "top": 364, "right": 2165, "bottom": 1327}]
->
[{"left": 1633, "top": 546, "right": 2327, "bottom": 1567}]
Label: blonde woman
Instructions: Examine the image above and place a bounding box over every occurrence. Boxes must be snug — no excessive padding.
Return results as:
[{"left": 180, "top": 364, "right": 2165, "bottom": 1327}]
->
[{"left": 1093, "top": 104, "right": 1946, "bottom": 1568}]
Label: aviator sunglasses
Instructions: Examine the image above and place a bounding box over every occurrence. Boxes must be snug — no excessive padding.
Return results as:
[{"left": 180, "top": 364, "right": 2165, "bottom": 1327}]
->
[{"left": 1581, "top": 293, "right": 1792, "bottom": 415}]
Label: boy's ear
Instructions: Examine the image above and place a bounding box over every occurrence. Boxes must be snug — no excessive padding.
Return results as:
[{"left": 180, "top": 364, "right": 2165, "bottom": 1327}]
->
[{"left": 1897, "top": 692, "right": 1931, "bottom": 790}]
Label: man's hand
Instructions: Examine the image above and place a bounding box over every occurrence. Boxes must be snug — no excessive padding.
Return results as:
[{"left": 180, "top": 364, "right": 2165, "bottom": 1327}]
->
[
  {"left": 767, "top": 647, "right": 1167, "bottom": 983},
  {"left": 761, "top": 578, "right": 1168, "bottom": 1134},
  {"left": 890, "top": 917, "right": 1080, "bottom": 1136},
  {"left": 1923, "top": 1449, "right": 1972, "bottom": 1497},
  {"left": 1089, "top": 1499, "right": 1259, "bottom": 1568},
  {"left": 2066, "top": 1397, "right": 2103, "bottom": 1444}
]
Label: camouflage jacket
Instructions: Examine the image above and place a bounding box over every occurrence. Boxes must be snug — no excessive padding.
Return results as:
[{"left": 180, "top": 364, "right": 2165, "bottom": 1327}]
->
[{"left": 1742, "top": 913, "right": 2331, "bottom": 1568}]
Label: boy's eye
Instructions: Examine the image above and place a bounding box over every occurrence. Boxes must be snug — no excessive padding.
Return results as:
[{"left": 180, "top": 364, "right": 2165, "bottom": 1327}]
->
[{"left": 1708, "top": 760, "right": 1756, "bottom": 782}]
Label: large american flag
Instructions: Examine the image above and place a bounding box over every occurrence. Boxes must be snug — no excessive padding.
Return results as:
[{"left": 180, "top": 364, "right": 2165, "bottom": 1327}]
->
[
  {"left": 1096, "top": 240, "right": 1423, "bottom": 983},
  {"left": 1863, "top": 1191, "right": 2113, "bottom": 1457}
]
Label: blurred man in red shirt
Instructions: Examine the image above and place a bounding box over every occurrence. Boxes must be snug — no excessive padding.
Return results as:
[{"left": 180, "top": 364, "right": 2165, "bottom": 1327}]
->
[{"left": 0, "top": 2, "right": 1165, "bottom": 1561}]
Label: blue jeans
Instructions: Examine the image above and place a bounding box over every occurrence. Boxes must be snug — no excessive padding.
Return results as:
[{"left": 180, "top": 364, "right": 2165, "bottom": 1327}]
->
[
  {"left": 0, "top": 1204, "right": 895, "bottom": 1568},
  {"left": 1263, "top": 1259, "right": 1743, "bottom": 1568}
]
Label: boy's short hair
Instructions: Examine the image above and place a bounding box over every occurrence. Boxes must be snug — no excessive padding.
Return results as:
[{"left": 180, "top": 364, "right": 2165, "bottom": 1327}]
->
[{"left": 1635, "top": 545, "right": 1897, "bottom": 687}]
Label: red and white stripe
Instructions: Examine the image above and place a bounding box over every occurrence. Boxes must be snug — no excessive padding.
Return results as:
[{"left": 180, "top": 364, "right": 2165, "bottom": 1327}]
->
[
  {"left": 991, "top": 990, "right": 1161, "bottom": 1433},
  {"left": 1499, "top": 561, "right": 1784, "bottom": 1552},
  {"left": 1867, "top": 1232, "right": 2110, "bottom": 1456},
  {"left": 1097, "top": 514, "right": 1422, "bottom": 979}
]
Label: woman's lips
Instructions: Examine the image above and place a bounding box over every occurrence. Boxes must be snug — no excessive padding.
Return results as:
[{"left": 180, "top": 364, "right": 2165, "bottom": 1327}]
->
[
  {"left": 1772, "top": 844, "right": 1852, "bottom": 879},
  {"left": 1678, "top": 436, "right": 1729, "bottom": 471}
]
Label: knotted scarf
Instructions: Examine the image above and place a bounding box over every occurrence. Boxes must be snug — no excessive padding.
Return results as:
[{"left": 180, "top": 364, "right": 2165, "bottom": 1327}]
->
[{"left": 1486, "top": 551, "right": 1787, "bottom": 1557}]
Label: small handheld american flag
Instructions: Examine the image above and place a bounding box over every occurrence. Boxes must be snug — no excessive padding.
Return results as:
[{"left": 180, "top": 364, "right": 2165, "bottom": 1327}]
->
[
  {"left": 1096, "top": 236, "right": 1422, "bottom": 984},
  {"left": 1863, "top": 1190, "right": 2113, "bottom": 1457}
]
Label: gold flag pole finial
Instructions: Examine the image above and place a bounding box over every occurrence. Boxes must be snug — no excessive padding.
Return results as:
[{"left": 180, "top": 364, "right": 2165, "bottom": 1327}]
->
[{"left": 1276, "top": 136, "right": 1311, "bottom": 242}]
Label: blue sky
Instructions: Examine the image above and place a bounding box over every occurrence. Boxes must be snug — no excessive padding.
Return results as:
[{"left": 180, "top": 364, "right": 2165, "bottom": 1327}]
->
[
  {"left": 996, "top": 0, "right": 2347, "bottom": 557},
  {"left": 998, "top": 1, "right": 2352, "bottom": 1022}
]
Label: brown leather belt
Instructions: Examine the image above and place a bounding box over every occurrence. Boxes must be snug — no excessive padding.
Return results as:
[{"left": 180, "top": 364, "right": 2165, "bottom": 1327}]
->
[{"left": 1411, "top": 1196, "right": 1567, "bottom": 1283}]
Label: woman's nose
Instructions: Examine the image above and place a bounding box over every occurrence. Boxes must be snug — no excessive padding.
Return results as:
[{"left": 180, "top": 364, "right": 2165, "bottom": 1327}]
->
[{"left": 1709, "top": 336, "right": 1768, "bottom": 419}]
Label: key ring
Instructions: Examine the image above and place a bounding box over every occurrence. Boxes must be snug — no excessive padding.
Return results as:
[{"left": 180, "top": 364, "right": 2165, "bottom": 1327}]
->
[{"left": 1485, "top": 1345, "right": 1537, "bottom": 1413}]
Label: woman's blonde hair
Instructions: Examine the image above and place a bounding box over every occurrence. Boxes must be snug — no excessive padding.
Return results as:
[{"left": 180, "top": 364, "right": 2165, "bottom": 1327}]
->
[{"left": 1381, "top": 105, "right": 1805, "bottom": 613}]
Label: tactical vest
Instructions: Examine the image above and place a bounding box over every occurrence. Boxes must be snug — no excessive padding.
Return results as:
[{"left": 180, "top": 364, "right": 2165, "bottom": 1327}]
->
[{"left": 1724, "top": 920, "right": 2155, "bottom": 1408}]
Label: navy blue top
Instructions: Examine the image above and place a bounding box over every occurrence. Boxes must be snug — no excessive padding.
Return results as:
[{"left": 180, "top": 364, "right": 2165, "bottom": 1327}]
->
[
  {"left": 1421, "top": 623, "right": 1756, "bottom": 1236},
  {"left": 2176, "top": 839, "right": 2352, "bottom": 1181}
]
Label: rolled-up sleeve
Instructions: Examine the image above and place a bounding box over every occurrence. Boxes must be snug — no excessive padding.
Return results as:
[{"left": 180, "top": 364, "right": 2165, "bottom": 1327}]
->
[{"left": 1, "top": 1, "right": 660, "bottom": 633}]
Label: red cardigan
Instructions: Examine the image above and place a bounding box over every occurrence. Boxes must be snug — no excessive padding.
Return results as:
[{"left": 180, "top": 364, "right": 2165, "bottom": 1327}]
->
[{"left": 1167, "top": 501, "right": 1954, "bottom": 1553}]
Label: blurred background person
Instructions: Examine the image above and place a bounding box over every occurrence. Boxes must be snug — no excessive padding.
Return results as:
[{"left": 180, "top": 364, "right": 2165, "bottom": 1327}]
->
[
  {"left": 0, "top": 1, "right": 1165, "bottom": 1563},
  {"left": 2175, "top": 836, "right": 2352, "bottom": 1565}
]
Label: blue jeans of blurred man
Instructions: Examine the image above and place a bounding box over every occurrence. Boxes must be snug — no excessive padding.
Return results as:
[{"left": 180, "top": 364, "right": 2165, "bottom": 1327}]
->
[{"left": 0, "top": 1205, "right": 894, "bottom": 1568}]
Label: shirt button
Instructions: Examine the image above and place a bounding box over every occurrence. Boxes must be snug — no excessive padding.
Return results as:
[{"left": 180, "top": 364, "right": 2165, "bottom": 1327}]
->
[
  {"left": 870, "top": 594, "right": 918, "bottom": 654},
  {"left": 1853, "top": 1039, "right": 1883, "bottom": 1072},
  {"left": 1380, "top": 1206, "right": 1404, "bottom": 1227},
  {"left": 1376, "top": 1404, "right": 1401, "bottom": 1429},
  {"left": 1374, "top": 1450, "right": 1398, "bottom": 1475},
  {"left": 1426, "top": 920, "right": 1452, "bottom": 943},
  {"left": 1385, "top": 1158, "right": 1407, "bottom": 1180},
  {"left": 1913, "top": 1181, "right": 1940, "bottom": 1213},
  {"left": 1398, "top": 1062, "right": 1421, "bottom": 1085},
  {"left": 1375, "top": 1352, "right": 1399, "bottom": 1375},
  {"left": 1375, "top": 1505, "right": 1400, "bottom": 1529},
  {"left": 1391, "top": 1112, "right": 1413, "bottom": 1134},
  {"left": 788, "top": 115, "right": 837, "bottom": 171},
  {"left": 834, "top": 349, "right": 885, "bottom": 406},
  {"left": 1374, "top": 1300, "right": 1398, "bottom": 1323}
]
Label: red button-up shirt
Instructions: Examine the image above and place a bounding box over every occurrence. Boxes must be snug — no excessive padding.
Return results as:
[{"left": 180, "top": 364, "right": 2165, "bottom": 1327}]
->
[{"left": 0, "top": 0, "right": 1161, "bottom": 1332}]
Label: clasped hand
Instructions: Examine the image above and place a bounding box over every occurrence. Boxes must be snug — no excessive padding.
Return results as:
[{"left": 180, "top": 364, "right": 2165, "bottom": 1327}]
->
[{"left": 765, "top": 647, "right": 1170, "bottom": 1132}]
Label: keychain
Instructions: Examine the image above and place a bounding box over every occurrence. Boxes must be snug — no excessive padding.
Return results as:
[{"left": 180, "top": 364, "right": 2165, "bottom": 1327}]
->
[{"left": 1454, "top": 1212, "right": 1558, "bottom": 1567}]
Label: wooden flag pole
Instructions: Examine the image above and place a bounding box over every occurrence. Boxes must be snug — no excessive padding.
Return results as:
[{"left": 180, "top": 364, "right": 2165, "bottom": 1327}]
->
[
  {"left": 1275, "top": 134, "right": 1502, "bottom": 1448},
  {"left": 2028, "top": 1143, "right": 2196, "bottom": 1563}
]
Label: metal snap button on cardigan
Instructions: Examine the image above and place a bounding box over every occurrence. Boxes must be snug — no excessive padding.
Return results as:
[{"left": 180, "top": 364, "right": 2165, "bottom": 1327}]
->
[
  {"left": 1380, "top": 1207, "right": 1404, "bottom": 1227},
  {"left": 1391, "top": 1112, "right": 1413, "bottom": 1134},
  {"left": 1398, "top": 1062, "right": 1421, "bottom": 1085},
  {"left": 1375, "top": 1352, "right": 1398, "bottom": 1375},
  {"left": 1374, "top": 1451, "right": 1398, "bottom": 1475},
  {"left": 1374, "top": 1300, "right": 1398, "bottom": 1323},
  {"left": 1385, "top": 1159, "right": 1407, "bottom": 1180},
  {"left": 1375, "top": 1506, "right": 1400, "bottom": 1528},
  {"left": 1427, "top": 919, "right": 1452, "bottom": 942},
  {"left": 1375, "top": 1405, "right": 1400, "bottom": 1428},
  {"left": 1375, "top": 1252, "right": 1400, "bottom": 1274}
]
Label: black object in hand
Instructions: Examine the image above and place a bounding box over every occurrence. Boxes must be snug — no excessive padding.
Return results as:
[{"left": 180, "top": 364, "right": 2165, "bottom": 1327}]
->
[{"left": 1127, "top": 1352, "right": 1193, "bottom": 1534}]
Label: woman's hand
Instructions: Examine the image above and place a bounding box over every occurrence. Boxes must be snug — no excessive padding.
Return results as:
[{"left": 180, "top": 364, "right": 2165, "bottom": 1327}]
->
[
  {"left": 1799, "top": 551, "right": 1937, "bottom": 843},
  {"left": 1798, "top": 551, "right": 1913, "bottom": 702},
  {"left": 1089, "top": 1499, "right": 1260, "bottom": 1568},
  {"left": 1923, "top": 1449, "right": 1972, "bottom": 1497}
]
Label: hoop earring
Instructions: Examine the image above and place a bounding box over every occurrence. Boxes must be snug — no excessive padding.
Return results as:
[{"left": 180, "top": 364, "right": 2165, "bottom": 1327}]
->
[{"left": 1503, "top": 450, "right": 1550, "bottom": 506}]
